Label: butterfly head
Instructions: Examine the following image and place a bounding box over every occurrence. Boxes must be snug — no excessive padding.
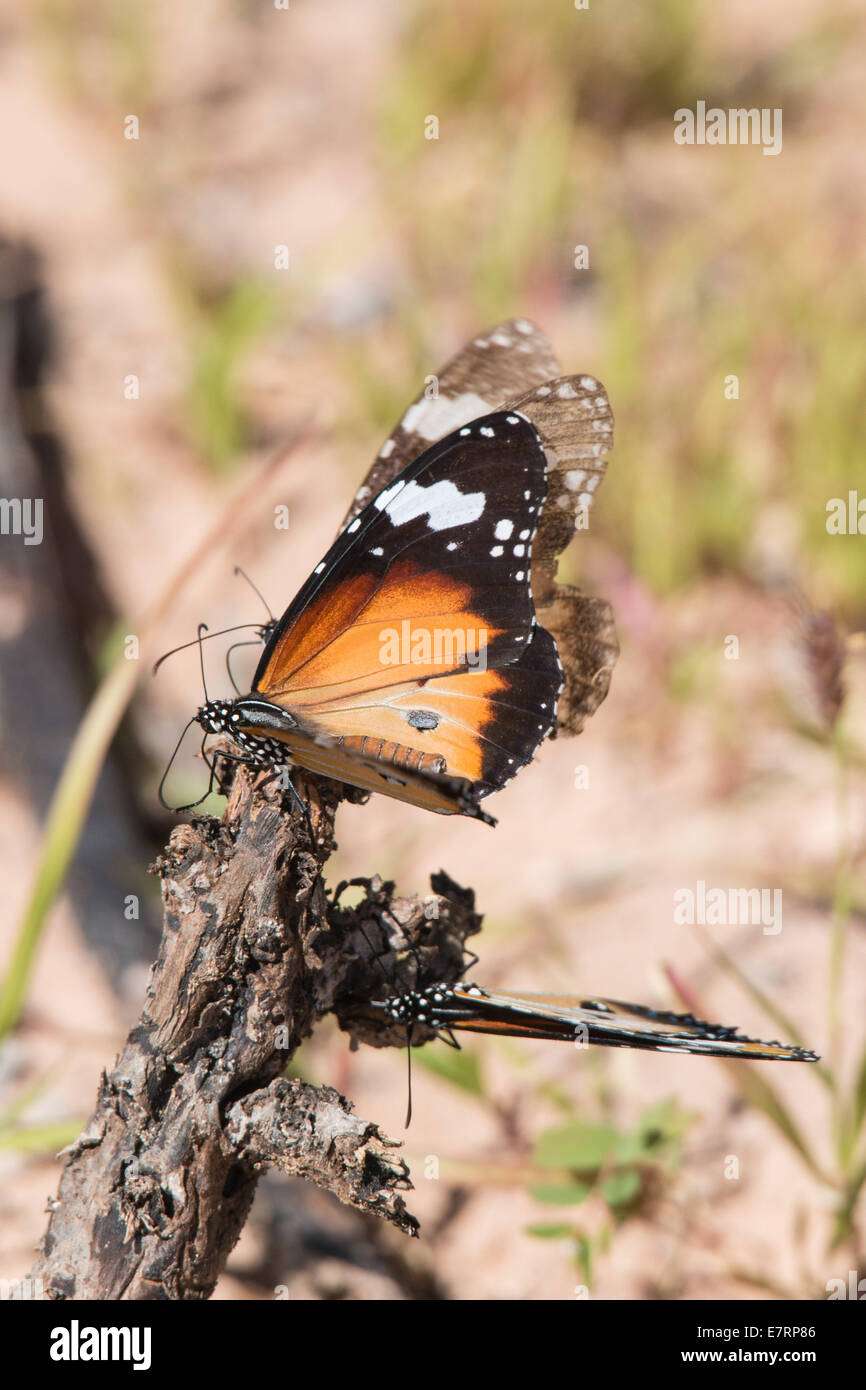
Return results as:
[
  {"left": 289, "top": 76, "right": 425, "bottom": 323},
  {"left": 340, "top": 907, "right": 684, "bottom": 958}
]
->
[
  {"left": 195, "top": 698, "right": 238, "bottom": 737},
  {"left": 196, "top": 697, "right": 300, "bottom": 738},
  {"left": 380, "top": 983, "right": 464, "bottom": 1031}
]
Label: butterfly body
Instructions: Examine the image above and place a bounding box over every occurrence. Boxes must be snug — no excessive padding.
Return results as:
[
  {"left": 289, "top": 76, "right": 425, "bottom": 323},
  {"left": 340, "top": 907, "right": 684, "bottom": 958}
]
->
[{"left": 196, "top": 694, "right": 497, "bottom": 822}]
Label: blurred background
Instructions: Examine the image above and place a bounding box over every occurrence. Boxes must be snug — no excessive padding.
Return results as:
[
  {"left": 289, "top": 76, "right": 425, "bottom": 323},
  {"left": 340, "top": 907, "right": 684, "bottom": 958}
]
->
[{"left": 1, "top": 0, "right": 865, "bottom": 1300}]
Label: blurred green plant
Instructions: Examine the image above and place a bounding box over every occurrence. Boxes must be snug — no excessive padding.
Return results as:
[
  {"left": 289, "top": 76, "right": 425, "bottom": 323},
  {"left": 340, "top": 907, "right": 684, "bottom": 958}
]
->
[
  {"left": 527, "top": 1098, "right": 692, "bottom": 1285},
  {"left": 671, "top": 624, "right": 866, "bottom": 1289},
  {"left": 181, "top": 277, "right": 275, "bottom": 473},
  {"left": 410, "top": 1030, "right": 692, "bottom": 1287},
  {"left": 0, "top": 1074, "right": 82, "bottom": 1158},
  {"left": 415, "top": 1042, "right": 484, "bottom": 1099}
]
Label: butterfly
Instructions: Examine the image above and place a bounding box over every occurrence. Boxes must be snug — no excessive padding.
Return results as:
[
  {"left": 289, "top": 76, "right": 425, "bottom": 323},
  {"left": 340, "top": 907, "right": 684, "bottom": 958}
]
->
[
  {"left": 167, "top": 320, "right": 617, "bottom": 825},
  {"left": 372, "top": 981, "right": 820, "bottom": 1063},
  {"left": 331, "top": 877, "right": 819, "bottom": 1127}
]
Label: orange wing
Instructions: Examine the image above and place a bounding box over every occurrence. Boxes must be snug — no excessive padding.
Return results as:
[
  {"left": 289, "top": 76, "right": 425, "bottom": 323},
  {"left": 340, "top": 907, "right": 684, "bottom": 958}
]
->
[{"left": 245, "top": 413, "right": 562, "bottom": 806}]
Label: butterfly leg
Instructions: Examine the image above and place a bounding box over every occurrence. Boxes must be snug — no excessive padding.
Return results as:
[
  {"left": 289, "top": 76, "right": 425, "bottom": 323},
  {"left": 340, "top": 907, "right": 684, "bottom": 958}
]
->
[
  {"left": 274, "top": 767, "right": 315, "bottom": 843},
  {"left": 457, "top": 948, "right": 480, "bottom": 979},
  {"left": 253, "top": 761, "right": 315, "bottom": 843},
  {"left": 206, "top": 746, "right": 315, "bottom": 843},
  {"left": 167, "top": 733, "right": 222, "bottom": 812}
]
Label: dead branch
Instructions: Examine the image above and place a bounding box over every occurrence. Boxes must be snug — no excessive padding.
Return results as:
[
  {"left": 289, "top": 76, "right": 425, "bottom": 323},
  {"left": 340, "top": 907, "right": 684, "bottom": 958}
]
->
[{"left": 30, "top": 763, "right": 481, "bottom": 1299}]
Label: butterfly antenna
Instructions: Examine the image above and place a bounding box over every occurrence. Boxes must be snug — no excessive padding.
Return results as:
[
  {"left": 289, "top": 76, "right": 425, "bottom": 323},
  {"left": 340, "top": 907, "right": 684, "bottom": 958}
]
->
[
  {"left": 158, "top": 713, "right": 203, "bottom": 810},
  {"left": 152, "top": 623, "right": 266, "bottom": 677},
  {"left": 196, "top": 623, "right": 210, "bottom": 702},
  {"left": 234, "top": 566, "right": 275, "bottom": 622},
  {"left": 344, "top": 913, "right": 394, "bottom": 995},
  {"left": 226, "top": 639, "right": 262, "bottom": 695},
  {"left": 375, "top": 901, "right": 424, "bottom": 985}
]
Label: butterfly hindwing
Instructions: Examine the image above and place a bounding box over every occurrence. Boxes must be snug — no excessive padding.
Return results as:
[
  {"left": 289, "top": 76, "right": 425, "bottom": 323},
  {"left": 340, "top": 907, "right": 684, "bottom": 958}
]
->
[
  {"left": 240, "top": 723, "right": 497, "bottom": 823},
  {"left": 510, "top": 374, "right": 614, "bottom": 601},
  {"left": 344, "top": 318, "right": 561, "bottom": 526}
]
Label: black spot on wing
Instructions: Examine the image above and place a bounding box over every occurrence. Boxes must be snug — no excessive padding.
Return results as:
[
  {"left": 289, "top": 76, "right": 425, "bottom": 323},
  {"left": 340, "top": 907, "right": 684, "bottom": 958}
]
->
[{"left": 407, "top": 709, "right": 440, "bottom": 731}]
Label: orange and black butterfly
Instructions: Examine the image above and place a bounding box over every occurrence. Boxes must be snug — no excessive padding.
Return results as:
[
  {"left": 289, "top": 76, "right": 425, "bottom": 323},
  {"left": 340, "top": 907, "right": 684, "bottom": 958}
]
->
[{"left": 167, "top": 320, "right": 616, "bottom": 825}]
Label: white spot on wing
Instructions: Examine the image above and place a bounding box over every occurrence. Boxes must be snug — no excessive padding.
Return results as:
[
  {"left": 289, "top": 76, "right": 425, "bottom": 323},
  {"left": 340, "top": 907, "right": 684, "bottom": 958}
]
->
[
  {"left": 375, "top": 479, "right": 406, "bottom": 511},
  {"left": 494, "top": 518, "right": 514, "bottom": 540},
  {"left": 382, "top": 477, "right": 485, "bottom": 532},
  {"left": 490, "top": 544, "right": 504, "bottom": 557},
  {"left": 379, "top": 439, "right": 395, "bottom": 459},
  {"left": 401, "top": 391, "right": 493, "bottom": 442}
]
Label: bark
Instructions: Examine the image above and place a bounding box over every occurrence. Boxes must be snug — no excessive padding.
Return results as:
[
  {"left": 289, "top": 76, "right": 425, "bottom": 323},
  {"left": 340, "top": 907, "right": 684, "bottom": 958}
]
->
[{"left": 30, "top": 761, "right": 481, "bottom": 1299}]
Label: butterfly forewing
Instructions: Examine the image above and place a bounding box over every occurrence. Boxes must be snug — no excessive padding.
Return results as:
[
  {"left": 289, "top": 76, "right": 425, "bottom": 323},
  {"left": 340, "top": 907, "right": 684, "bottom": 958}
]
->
[
  {"left": 383, "top": 984, "right": 818, "bottom": 1061},
  {"left": 254, "top": 411, "right": 547, "bottom": 694},
  {"left": 244, "top": 412, "right": 563, "bottom": 804}
]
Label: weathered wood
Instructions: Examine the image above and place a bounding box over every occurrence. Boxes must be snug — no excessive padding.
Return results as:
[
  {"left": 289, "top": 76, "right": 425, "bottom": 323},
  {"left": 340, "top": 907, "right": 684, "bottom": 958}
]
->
[{"left": 30, "top": 760, "right": 482, "bottom": 1298}]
